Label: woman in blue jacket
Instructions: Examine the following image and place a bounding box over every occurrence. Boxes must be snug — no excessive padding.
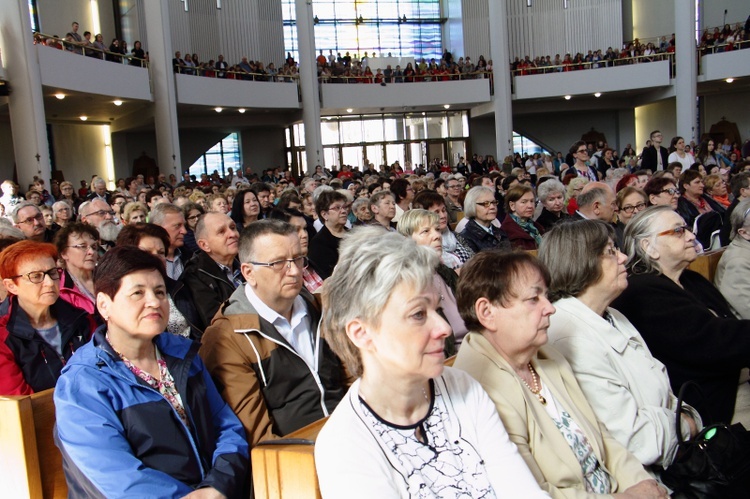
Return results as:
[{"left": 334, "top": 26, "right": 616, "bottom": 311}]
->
[{"left": 54, "top": 246, "right": 248, "bottom": 498}]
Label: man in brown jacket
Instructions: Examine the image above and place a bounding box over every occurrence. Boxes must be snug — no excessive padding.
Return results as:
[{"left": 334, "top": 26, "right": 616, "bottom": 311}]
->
[{"left": 199, "top": 220, "right": 348, "bottom": 446}]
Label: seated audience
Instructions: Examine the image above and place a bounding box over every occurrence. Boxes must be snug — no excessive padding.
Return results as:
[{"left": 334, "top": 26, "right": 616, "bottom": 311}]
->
[
  {"left": 540, "top": 220, "right": 701, "bottom": 467},
  {"left": 676, "top": 169, "right": 725, "bottom": 227},
  {"left": 535, "top": 179, "right": 569, "bottom": 231},
  {"left": 54, "top": 246, "right": 248, "bottom": 497},
  {"left": 316, "top": 227, "right": 548, "bottom": 498},
  {"left": 182, "top": 201, "right": 205, "bottom": 257},
  {"left": 199, "top": 220, "right": 348, "bottom": 446},
  {"left": 454, "top": 251, "right": 663, "bottom": 497},
  {"left": 12, "top": 202, "right": 51, "bottom": 242},
  {"left": 54, "top": 223, "right": 99, "bottom": 314},
  {"left": 397, "top": 209, "right": 467, "bottom": 351},
  {"left": 150, "top": 203, "right": 188, "bottom": 280},
  {"left": 412, "top": 190, "right": 474, "bottom": 270},
  {"left": 459, "top": 186, "right": 510, "bottom": 253},
  {"left": 182, "top": 212, "right": 243, "bottom": 330},
  {"left": 308, "top": 190, "right": 349, "bottom": 279},
  {"left": 0, "top": 240, "right": 95, "bottom": 395},
  {"left": 715, "top": 199, "right": 750, "bottom": 319},
  {"left": 643, "top": 177, "right": 680, "bottom": 209},
  {"left": 612, "top": 206, "right": 750, "bottom": 425},
  {"left": 368, "top": 190, "right": 397, "bottom": 230},
  {"left": 121, "top": 201, "right": 148, "bottom": 225},
  {"left": 502, "top": 184, "right": 545, "bottom": 250},
  {"left": 268, "top": 208, "right": 325, "bottom": 294},
  {"left": 116, "top": 223, "right": 202, "bottom": 339},
  {"left": 229, "top": 189, "right": 260, "bottom": 233}
]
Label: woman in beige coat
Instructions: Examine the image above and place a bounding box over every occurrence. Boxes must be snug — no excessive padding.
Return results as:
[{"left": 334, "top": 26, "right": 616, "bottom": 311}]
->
[
  {"left": 715, "top": 198, "right": 750, "bottom": 319},
  {"left": 454, "top": 251, "right": 665, "bottom": 499}
]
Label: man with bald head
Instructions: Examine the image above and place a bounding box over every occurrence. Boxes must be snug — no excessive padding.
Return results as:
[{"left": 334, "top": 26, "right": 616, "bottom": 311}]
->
[{"left": 181, "top": 212, "right": 243, "bottom": 330}]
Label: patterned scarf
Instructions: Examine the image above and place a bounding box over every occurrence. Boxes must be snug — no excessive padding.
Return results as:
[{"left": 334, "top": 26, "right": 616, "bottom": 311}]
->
[{"left": 511, "top": 213, "right": 542, "bottom": 245}]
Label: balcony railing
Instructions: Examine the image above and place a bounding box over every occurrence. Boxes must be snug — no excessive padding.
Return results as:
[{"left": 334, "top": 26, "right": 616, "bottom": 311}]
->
[
  {"left": 511, "top": 52, "right": 675, "bottom": 79},
  {"left": 33, "top": 32, "right": 148, "bottom": 68}
]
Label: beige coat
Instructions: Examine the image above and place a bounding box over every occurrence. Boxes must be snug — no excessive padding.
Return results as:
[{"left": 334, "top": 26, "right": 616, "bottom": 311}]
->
[
  {"left": 454, "top": 333, "right": 650, "bottom": 498},
  {"left": 714, "top": 235, "right": 750, "bottom": 319}
]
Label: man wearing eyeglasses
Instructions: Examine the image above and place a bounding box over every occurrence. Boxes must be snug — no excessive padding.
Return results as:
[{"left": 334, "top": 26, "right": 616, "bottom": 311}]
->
[
  {"left": 11, "top": 202, "right": 53, "bottom": 242},
  {"left": 79, "top": 199, "right": 120, "bottom": 248},
  {"left": 443, "top": 175, "right": 464, "bottom": 225},
  {"left": 181, "top": 213, "right": 243, "bottom": 332},
  {"left": 199, "top": 219, "right": 347, "bottom": 451}
]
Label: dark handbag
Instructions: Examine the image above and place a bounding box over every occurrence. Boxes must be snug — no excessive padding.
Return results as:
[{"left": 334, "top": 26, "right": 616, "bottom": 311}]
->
[{"left": 661, "top": 382, "right": 750, "bottom": 498}]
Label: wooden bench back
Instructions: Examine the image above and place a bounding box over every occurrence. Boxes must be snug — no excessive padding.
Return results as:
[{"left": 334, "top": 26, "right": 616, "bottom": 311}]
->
[
  {"left": 687, "top": 248, "right": 725, "bottom": 282},
  {"left": 0, "top": 389, "right": 66, "bottom": 498}
]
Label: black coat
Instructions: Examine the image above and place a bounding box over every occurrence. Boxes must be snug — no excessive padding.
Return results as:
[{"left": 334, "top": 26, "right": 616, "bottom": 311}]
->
[
  {"left": 181, "top": 252, "right": 243, "bottom": 331},
  {"left": 459, "top": 219, "right": 511, "bottom": 253},
  {"left": 612, "top": 270, "right": 750, "bottom": 424},
  {"left": 640, "top": 146, "right": 669, "bottom": 173},
  {"left": 166, "top": 277, "right": 203, "bottom": 341},
  {"left": 308, "top": 226, "right": 343, "bottom": 280}
]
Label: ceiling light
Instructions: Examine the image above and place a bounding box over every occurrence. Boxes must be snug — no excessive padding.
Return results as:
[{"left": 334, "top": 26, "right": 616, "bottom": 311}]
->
[
  {"left": 215, "top": 107, "right": 223, "bottom": 113},
  {"left": 79, "top": 116, "right": 88, "bottom": 121},
  {"left": 726, "top": 78, "right": 734, "bottom": 83},
  {"left": 443, "top": 104, "right": 450, "bottom": 109},
  {"left": 346, "top": 108, "right": 353, "bottom": 113},
  {"left": 238, "top": 108, "right": 246, "bottom": 113},
  {"left": 113, "top": 100, "right": 123, "bottom": 106},
  {"left": 55, "top": 93, "right": 65, "bottom": 100},
  {"left": 594, "top": 92, "right": 601, "bottom": 98},
  {"left": 422, "top": 111, "right": 426, "bottom": 116},
  {"left": 564, "top": 95, "right": 572, "bottom": 100}
]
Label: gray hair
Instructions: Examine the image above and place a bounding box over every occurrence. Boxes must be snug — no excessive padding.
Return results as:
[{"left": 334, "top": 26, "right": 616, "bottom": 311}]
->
[
  {"left": 536, "top": 179, "right": 566, "bottom": 203},
  {"left": 52, "top": 200, "right": 72, "bottom": 215},
  {"left": 312, "top": 184, "right": 333, "bottom": 202},
  {"left": 92, "top": 177, "right": 106, "bottom": 188},
  {"left": 397, "top": 209, "right": 439, "bottom": 237},
  {"left": 463, "top": 186, "right": 494, "bottom": 219},
  {"left": 623, "top": 205, "right": 675, "bottom": 275},
  {"left": 321, "top": 226, "right": 439, "bottom": 377},
  {"left": 351, "top": 197, "right": 370, "bottom": 213},
  {"left": 10, "top": 202, "right": 40, "bottom": 223},
  {"left": 368, "top": 190, "right": 394, "bottom": 209},
  {"left": 577, "top": 185, "right": 609, "bottom": 209},
  {"left": 149, "top": 203, "right": 183, "bottom": 226},
  {"left": 238, "top": 219, "right": 296, "bottom": 263},
  {"left": 730, "top": 198, "right": 750, "bottom": 241}
]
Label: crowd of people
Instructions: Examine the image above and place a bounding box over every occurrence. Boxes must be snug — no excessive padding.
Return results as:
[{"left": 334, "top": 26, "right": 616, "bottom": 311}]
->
[
  {"left": 34, "top": 21, "right": 147, "bottom": 66},
  {"left": 1, "top": 129, "right": 750, "bottom": 497},
  {"left": 699, "top": 18, "right": 750, "bottom": 53}
]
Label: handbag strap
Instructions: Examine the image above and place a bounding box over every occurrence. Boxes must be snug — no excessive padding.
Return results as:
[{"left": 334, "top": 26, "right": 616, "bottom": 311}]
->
[{"left": 674, "top": 381, "right": 701, "bottom": 444}]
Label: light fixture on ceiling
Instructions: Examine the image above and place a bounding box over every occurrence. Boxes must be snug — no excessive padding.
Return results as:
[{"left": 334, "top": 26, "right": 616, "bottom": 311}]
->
[
  {"left": 726, "top": 78, "right": 734, "bottom": 83},
  {"left": 594, "top": 92, "right": 601, "bottom": 98},
  {"left": 79, "top": 116, "right": 88, "bottom": 121},
  {"left": 443, "top": 104, "right": 450, "bottom": 109},
  {"left": 55, "top": 93, "right": 65, "bottom": 100},
  {"left": 238, "top": 108, "right": 246, "bottom": 113},
  {"left": 215, "top": 107, "right": 223, "bottom": 113},
  {"left": 113, "top": 100, "right": 123, "bottom": 106},
  {"left": 422, "top": 111, "right": 426, "bottom": 116},
  {"left": 346, "top": 108, "right": 353, "bottom": 113},
  {"left": 564, "top": 95, "right": 572, "bottom": 100}
]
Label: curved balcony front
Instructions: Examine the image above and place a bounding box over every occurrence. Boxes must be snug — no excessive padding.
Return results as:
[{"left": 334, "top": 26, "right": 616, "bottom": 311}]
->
[{"left": 175, "top": 74, "right": 301, "bottom": 110}]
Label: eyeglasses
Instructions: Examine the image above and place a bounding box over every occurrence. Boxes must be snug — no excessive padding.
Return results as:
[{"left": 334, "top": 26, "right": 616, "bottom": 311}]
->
[
  {"left": 620, "top": 202, "right": 647, "bottom": 214},
  {"left": 326, "top": 204, "right": 348, "bottom": 212},
  {"left": 18, "top": 213, "right": 44, "bottom": 225},
  {"left": 577, "top": 149, "right": 588, "bottom": 154},
  {"left": 446, "top": 184, "right": 460, "bottom": 189},
  {"left": 86, "top": 209, "right": 115, "bottom": 218},
  {"left": 602, "top": 245, "right": 619, "bottom": 257},
  {"left": 186, "top": 214, "right": 202, "bottom": 222},
  {"left": 250, "top": 256, "right": 308, "bottom": 272},
  {"left": 67, "top": 244, "right": 99, "bottom": 252},
  {"left": 8, "top": 267, "right": 63, "bottom": 284},
  {"left": 476, "top": 200, "right": 499, "bottom": 208},
  {"left": 659, "top": 188, "right": 680, "bottom": 196},
  {"left": 656, "top": 225, "right": 692, "bottom": 237}
]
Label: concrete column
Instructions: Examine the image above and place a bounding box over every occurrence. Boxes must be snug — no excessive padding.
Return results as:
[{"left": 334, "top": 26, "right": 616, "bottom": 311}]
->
[
  {"left": 487, "top": 1, "right": 514, "bottom": 160},
  {"left": 674, "top": 0, "right": 697, "bottom": 144},
  {"left": 295, "top": 0, "right": 323, "bottom": 174},
  {"left": 1, "top": 0, "right": 51, "bottom": 189},
  {"left": 142, "top": 0, "right": 181, "bottom": 178}
]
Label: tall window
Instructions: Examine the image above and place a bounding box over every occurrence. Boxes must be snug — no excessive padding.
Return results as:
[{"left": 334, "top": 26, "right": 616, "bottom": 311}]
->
[
  {"left": 512, "top": 132, "right": 551, "bottom": 157},
  {"left": 188, "top": 133, "right": 241, "bottom": 178},
  {"left": 282, "top": 0, "right": 442, "bottom": 62}
]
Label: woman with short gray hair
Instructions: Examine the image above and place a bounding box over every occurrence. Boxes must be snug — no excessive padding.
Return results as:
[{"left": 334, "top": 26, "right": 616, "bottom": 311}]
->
[
  {"left": 458, "top": 186, "right": 510, "bottom": 253},
  {"left": 315, "top": 227, "right": 547, "bottom": 498},
  {"left": 540, "top": 220, "right": 701, "bottom": 468},
  {"left": 715, "top": 198, "right": 750, "bottom": 319},
  {"left": 535, "top": 179, "right": 569, "bottom": 231},
  {"left": 612, "top": 205, "right": 750, "bottom": 425}
]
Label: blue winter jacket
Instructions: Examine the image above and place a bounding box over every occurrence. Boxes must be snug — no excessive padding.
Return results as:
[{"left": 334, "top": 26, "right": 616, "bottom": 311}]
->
[{"left": 54, "top": 327, "right": 249, "bottom": 498}]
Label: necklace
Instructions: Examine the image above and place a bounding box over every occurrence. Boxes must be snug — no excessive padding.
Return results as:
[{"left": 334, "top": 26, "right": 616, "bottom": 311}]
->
[{"left": 521, "top": 363, "right": 546, "bottom": 405}]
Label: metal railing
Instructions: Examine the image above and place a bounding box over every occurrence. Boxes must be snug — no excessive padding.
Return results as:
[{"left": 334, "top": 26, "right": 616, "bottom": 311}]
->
[
  {"left": 173, "top": 64, "right": 299, "bottom": 83},
  {"left": 318, "top": 69, "right": 493, "bottom": 84},
  {"left": 510, "top": 52, "right": 676, "bottom": 79},
  {"left": 33, "top": 32, "right": 148, "bottom": 68}
]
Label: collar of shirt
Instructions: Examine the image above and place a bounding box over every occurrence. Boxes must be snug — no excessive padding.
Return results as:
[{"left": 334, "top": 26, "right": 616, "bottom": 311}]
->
[
  {"left": 243, "top": 283, "right": 315, "bottom": 365},
  {"left": 216, "top": 260, "right": 242, "bottom": 287}
]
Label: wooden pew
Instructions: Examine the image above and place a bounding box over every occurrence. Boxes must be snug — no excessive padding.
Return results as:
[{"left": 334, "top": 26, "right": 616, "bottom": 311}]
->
[
  {"left": 0, "top": 389, "right": 67, "bottom": 499},
  {"left": 687, "top": 248, "right": 725, "bottom": 282}
]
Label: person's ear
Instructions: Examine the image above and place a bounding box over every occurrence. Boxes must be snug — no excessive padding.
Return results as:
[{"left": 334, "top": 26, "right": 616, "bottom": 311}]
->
[
  {"left": 345, "top": 318, "right": 371, "bottom": 350},
  {"left": 241, "top": 262, "right": 256, "bottom": 286},
  {"left": 197, "top": 238, "right": 210, "bottom": 253},
  {"left": 641, "top": 237, "right": 659, "bottom": 260},
  {"left": 96, "top": 292, "right": 112, "bottom": 321},
  {"left": 474, "top": 297, "right": 498, "bottom": 332},
  {"left": 3, "top": 278, "right": 19, "bottom": 297}
]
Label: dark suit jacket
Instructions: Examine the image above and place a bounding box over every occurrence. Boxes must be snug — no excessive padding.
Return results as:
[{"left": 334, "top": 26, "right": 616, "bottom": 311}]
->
[
  {"left": 640, "top": 146, "right": 669, "bottom": 173},
  {"left": 612, "top": 270, "right": 750, "bottom": 424}
]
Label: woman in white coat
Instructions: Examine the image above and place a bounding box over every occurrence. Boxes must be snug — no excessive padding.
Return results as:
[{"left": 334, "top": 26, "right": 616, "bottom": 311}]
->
[{"left": 538, "top": 220, "right": 701, "bottom": 468}]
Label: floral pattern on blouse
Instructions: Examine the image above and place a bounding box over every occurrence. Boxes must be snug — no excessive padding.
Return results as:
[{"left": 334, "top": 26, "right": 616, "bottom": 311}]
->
[{"left": 551, "top": 408, "right": 610, "bottom": 493}]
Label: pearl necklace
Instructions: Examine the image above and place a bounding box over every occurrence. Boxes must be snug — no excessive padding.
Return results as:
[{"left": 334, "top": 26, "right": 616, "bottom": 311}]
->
[{"left": 521, "top": 363, "right": 546, "bottom": 405}]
